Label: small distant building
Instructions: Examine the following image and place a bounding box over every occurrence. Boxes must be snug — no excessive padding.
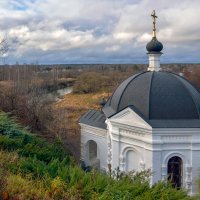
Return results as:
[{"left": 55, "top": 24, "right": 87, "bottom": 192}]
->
[{"left": 79, "top": 11, "right": 200, "bottom": 195}]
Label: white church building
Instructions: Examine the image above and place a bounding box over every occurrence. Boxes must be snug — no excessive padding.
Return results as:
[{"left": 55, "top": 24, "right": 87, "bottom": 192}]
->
[{"left": 79, "top": 11, "right": 200, "bottom": 195}]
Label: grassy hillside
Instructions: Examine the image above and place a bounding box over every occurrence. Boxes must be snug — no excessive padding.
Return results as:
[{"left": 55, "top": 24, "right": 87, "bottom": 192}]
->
[{"left": 0, "top": 111, "right": 195, "bottom": 200}]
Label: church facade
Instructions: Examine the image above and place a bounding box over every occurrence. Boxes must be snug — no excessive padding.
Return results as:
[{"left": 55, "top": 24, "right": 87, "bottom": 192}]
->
[{"left": 79, "top": 11, "right": 200, "bottom": 195}]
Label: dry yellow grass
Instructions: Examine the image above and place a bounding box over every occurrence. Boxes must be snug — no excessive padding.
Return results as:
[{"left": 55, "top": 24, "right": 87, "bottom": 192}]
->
[
  {"left": 54, "top": 92, "right": 110, "bottom": 130},
  {"left": 0, "top": 80, "right": 15, "bottom": 88},
  {"left": 55, "top": 92, "right": 110, "bottom": 110}
]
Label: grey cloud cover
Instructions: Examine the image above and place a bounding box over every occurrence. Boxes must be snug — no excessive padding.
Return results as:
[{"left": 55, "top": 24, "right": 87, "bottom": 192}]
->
[{"left": 0, "top": 0, "right": 200, "bottom": 64}]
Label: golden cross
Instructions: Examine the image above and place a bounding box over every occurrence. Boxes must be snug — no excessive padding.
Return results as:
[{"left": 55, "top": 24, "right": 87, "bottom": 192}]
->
[{"left": 151, "top": 10, "right": 157, "bottom": 38}]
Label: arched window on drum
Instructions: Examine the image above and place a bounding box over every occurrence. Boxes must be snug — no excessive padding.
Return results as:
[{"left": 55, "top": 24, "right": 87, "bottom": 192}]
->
[{"left": 168, "top": 156, "right": 182, "bottom": 189}]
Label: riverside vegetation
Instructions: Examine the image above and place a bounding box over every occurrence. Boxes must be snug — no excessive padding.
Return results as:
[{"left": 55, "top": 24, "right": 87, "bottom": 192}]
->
[{"left": 0, "top": 111, "right": 195, "bottom": 200}]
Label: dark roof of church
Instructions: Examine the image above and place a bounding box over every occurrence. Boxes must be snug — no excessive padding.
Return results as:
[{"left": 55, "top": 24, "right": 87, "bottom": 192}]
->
[
  {"left": 79, "top": 71, "right": 200, "bottom": 129},
  {"left": 149, "top": 119, "right": 200, "bottom": 128},
  {"left": 79, "top": 109, "right": 106, "bottom": 129},
  {"left": 103, "top": 71, "right": 200, "bottom": 121}
]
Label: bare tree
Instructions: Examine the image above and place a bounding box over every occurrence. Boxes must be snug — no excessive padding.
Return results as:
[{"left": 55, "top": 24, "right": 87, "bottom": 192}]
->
[
  {"left": 0, "top": 36, "right": 9, "bottom": 65},
  {"left": 0, "top": 37, "right": 8, "bottom": 56}
]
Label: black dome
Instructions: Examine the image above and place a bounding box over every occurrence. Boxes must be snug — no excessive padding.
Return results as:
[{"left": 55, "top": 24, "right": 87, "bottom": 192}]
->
[
  {"left": 146, "top": 37, "right": 163, "bottom": 52},
  {"left": 103, "top": 71, "right": 200, "bottom": 120}
]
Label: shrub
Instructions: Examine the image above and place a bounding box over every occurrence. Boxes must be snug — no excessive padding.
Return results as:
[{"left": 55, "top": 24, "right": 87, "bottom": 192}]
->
[
  {"left": 0, "top": 111, "right": 69, "bottom": 163},
  {"left": 73, "top": 72, "right": 102, "bottom": 93},
  {"left": 5, "top": 174, "right": 50, "bottom": 200},
  {"left": 0, "top": 135, "right": 22, "bottom": 151},
  {"left": 0, "top": 112, "right": 28, "bottom": 136}
]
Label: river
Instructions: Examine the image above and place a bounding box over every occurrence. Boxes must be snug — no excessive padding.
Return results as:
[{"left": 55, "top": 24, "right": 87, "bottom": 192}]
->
[{"left": 47, "top": 86, "right": 73, "bottom": 102}]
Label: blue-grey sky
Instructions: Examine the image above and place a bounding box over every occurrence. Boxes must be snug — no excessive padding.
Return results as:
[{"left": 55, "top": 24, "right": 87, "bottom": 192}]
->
[{"left": 0, "top": 0, "right": 200, "bottom": 64}]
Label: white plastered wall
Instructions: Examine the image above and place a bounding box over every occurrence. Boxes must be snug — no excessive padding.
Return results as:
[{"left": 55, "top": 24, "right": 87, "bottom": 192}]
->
[
  {"left": 107, "top": 107, "right": 153, "bottom": 176},
  {"left": 151, "top": 128, "right": 200, "bottom": 195},
  {"left": 80, "top": 124, "right": 108, "bottom": 171}
]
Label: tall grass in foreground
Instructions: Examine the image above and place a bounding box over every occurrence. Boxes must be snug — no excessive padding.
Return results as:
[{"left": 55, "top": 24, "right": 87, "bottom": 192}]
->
[{"left": 0, "top": 111, "right": 195, "bottom": 200}]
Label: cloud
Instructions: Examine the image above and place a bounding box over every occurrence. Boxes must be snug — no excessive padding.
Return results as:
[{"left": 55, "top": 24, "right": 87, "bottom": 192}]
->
[
  {"left": 105, "top": 45, "right": 120, "bottom": 53},
  {"left": 0, "top": 0, "right": 200, "bottom": 64}
]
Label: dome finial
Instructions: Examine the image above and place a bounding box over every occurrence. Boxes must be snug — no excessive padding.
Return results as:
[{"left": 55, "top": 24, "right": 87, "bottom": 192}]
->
[
  {"left": 146, "top": 10, "right": 163, "bottom": 53},
  {"left": 146, "top": 10, "right": 163, "bottom": 72},
  {"left": 151, "top": 10, "right": 157, "bottom": 38}
]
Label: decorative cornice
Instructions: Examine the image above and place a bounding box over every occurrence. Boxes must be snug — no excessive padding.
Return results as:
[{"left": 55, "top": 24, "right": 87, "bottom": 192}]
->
[
  {"left": 120, "top": 129, "right": 145, "bottom": 137},
  {"left": 152, "top": 128, "right": 200, "bottom": 134},
  {"left": 161, "top": 135, "right": 192, "bottom": 143},
  {"left": 111, "top": 121, "right": 152, "bottom": 134}
]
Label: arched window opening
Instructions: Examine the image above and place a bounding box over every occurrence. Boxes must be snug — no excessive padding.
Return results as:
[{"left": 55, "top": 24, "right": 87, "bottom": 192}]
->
[
  {"left": 167, "top": 156, "right": 182, "bottom": 189},
  {"left": 89, "top": 140, "right": 97, "bottom": 160},
  {"left": 125, "top": 150, "right": 139, "bottom": 172},
  {"left": 87, "top": 140, "right": 100, "bottom": 170}
]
